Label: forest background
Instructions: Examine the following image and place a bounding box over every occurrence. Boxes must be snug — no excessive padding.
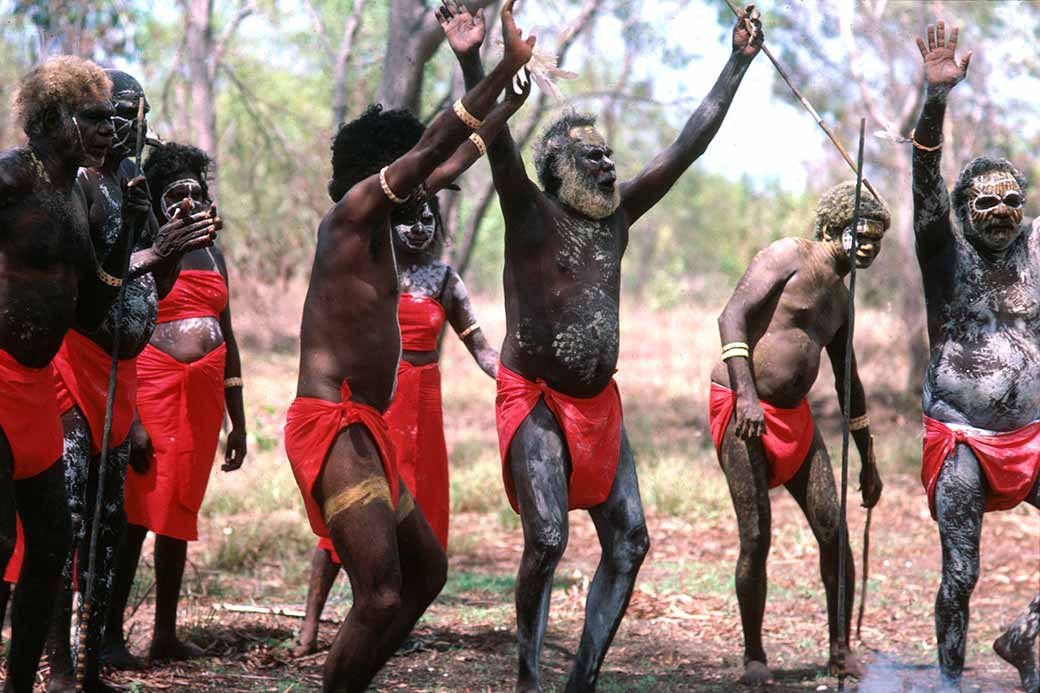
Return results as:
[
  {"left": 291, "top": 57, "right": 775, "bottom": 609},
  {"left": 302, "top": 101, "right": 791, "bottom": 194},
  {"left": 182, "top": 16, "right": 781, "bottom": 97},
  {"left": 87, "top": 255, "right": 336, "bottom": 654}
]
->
[{"left": 1, "top": 1, "right": 1039, "bottom": 690}]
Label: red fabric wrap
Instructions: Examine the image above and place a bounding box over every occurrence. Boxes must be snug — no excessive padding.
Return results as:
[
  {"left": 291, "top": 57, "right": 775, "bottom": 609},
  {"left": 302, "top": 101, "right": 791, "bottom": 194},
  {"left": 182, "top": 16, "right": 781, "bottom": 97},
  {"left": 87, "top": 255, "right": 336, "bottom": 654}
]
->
[
  {"left": 124, "top": 343, "right": 226, "bottom": 541},
  {"left": 495, "top": 363, "right": 623, "bottom": 513},
  {"left": 52, "top": 329, "right": 137, "bottom": 454},
  {"left": 284, "top": 380, "right": 399, "bottom": 540},
  {"left": 398, "top": 294, "right": 446, "bottom": 352},
  {"left": 0, "top": 348, "right": 63, "bottom": 480},
  {"left": 384, "top": 360, "right": 448, "bottom": 549},
  {"left": 157, "top": 269, "right": 227, "bottom": 324},
  {"left": 921, "top": 415, "right": 1040, "bottom": 519},
  {"left": 3, "top": 517, "right": 24, "bottom": 583},
  {"left": 316, "top": 536, "right": 341, "bottom": 565},
  {"left": 709, "top": 383, "right": 815, "bottom": 489}
]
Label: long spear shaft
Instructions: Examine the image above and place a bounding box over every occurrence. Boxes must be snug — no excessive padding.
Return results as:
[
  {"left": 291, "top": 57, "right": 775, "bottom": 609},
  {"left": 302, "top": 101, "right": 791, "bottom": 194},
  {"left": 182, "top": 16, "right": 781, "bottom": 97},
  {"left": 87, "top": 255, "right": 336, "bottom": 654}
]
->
[
  {"left": 721, "top": 0, "right": 880, "bottom": 203},
  {"left": 76, "top": 96, "right": 147, "bottom": 692},
  {"left": 836, "top": 117, "right": 866, "bottom": 693}
]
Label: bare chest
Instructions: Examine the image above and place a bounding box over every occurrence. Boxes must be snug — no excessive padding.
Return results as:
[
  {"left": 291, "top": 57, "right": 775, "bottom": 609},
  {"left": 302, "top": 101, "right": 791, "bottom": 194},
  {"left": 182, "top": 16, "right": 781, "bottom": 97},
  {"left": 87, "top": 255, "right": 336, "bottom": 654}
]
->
[
  {"left": 548, "top": 214, "right": 623, "bottom": 285},
  {"left": 0, "top": 188, "right": 90, "bottom": 271}
]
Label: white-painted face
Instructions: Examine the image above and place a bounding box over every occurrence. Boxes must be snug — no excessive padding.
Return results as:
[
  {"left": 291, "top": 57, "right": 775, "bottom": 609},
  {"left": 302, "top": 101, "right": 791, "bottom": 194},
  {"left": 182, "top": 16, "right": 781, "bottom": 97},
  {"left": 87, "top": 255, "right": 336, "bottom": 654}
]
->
[
  {"left": 160, "top": 177, "right": 208, "bottom": 221},
  {"left": 964, "top": 170, "right": 1024, "bottom": 252},
  {"left": 391, "top": 200, "right": 436, "bottom": 252}
]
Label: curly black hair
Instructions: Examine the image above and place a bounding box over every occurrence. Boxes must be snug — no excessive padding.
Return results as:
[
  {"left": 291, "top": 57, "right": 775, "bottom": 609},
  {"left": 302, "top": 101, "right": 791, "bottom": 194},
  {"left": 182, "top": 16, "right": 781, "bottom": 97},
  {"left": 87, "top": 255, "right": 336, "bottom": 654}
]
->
[
  {"left": 533, "top": 111, "right": 597, "bottom": 196},
  {"left": 142, "top": 141, "right": 212, "bottom": 217},
  {"left": 950, "top": 156, "right": 1028, "bottom": 226},
  {"left": 328, "top": 104, "right": 426, "bottom": 203}
]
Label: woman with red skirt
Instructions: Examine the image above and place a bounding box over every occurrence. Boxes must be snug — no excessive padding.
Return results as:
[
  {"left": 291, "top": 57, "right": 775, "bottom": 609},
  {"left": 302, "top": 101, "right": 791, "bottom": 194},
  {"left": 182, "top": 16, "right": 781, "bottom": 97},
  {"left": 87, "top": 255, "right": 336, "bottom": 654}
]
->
[
  {"left": 103, "top": 142, "right": 248, "bottom": 664},
  {"left": 292, "top": 192, "right": 498, "bottom": 656}
]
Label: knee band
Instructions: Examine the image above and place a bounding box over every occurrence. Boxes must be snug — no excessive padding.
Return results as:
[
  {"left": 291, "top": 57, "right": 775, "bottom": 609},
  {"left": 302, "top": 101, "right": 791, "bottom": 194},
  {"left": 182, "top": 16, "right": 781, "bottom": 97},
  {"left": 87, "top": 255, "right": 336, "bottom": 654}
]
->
[
  {"left": 395, "top": 487, "right": 415, "bottom": 524},
  {"left": 322, "top": 477, "right": 392, "bottom": 526}
]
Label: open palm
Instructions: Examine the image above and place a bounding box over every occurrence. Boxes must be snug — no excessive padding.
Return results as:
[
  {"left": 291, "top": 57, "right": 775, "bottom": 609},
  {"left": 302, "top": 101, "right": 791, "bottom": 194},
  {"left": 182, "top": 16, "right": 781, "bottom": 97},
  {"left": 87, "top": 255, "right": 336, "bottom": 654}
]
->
[
  {"left": 437, "top": 0, "right": 485, "bottom": 56},
  {"left": 916, "top": 21, "right": 972, "bottom": 89}
]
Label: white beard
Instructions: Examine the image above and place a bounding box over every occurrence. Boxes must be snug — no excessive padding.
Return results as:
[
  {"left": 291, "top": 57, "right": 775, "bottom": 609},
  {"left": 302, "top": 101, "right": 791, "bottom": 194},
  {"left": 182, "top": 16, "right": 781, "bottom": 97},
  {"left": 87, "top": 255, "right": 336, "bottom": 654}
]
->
[{"left": 556, "top": 158, "right": 620, "bottom": 220}]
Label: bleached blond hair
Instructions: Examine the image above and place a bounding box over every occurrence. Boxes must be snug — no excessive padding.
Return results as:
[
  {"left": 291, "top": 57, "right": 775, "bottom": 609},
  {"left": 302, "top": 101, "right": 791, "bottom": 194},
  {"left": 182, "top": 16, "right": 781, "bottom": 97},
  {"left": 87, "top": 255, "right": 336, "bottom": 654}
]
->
[{"left": 13, "top": 56, "right": 112, "bottom": 136}]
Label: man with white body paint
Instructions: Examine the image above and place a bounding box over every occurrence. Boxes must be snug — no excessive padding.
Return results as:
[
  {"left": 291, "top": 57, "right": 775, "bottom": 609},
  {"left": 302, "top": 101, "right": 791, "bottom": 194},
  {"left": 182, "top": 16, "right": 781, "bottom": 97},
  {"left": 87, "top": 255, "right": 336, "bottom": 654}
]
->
[{"left": 911, "top": 20, "right": 1040, "bottom": 692}]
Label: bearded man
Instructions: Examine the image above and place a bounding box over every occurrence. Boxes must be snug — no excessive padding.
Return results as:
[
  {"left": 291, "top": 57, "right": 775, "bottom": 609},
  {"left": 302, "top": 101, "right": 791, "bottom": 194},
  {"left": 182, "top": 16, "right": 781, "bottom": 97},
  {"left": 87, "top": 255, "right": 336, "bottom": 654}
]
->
[
  {"left": 0, "top": 56, "right": 134, "bottom": 693},
  {"left": 440, "top": 0, "right": 763, "bottom": 688},
  {"left": 39, "top": 70, "right": 218, "bottom": 693},
  {"left": 283, "top": 3, "right": 533, "bottom": 689},
  {"left": 912, "top": 22, "right": 1040, "bottom": 692},
  {"left": 711, "top": 182, "right": 887, "bottom": 685}
]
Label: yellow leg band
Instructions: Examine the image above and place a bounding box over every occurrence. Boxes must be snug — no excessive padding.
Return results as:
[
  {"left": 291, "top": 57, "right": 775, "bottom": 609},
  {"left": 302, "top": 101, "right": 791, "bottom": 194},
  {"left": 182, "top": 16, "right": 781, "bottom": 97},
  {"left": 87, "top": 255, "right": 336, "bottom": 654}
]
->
[
  {"left": 322, "top": 477, "right": 392, "bottom": 526},
  {"left": 395, "top": 487, "right": 415, "bottom": 524}
]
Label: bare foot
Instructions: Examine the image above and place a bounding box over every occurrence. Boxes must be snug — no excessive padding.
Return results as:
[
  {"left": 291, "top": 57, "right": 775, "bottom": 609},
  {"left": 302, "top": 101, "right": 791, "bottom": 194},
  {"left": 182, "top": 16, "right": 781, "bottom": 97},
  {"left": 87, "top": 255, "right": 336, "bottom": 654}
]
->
[
  {"left": 994, "top": 628, "right": 1040, "bottom": 693},
  {"left": 290, "top": 636, "right": 318, "bottom": 658},
  {"left": 148, "top": 636, "right": 204, "bottom": 661},
  {"left": 739, "top": 660, "right": 775, "bottom": 686},
  {"left": 828, "top": 649, "right": 865, "bottom": 679},
  {"left": 99, "top": 640, "right": 146, "bottom": 670}
]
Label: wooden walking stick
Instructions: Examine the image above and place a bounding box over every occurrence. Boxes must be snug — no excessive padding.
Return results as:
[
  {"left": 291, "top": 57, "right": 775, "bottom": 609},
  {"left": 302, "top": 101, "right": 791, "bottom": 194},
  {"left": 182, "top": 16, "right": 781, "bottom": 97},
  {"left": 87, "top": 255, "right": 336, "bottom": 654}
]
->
[{"left": 76, "top": 97, "right": 147, "bottom": 692}]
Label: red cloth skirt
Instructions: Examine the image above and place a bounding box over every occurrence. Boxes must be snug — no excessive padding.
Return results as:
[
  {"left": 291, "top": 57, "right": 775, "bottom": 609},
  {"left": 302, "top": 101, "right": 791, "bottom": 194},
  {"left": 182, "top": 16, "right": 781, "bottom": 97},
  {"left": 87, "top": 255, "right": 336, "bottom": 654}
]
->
[
  {"left": 52, "top": 329, "right": 137, "bottom": 454},
  {"left": 3, "top": 517, "right": 24, "bottom": 583},
  {"left": 922, "top": 415, "right": 1040, "bottom": 519},
  {"left": 284, "top": 380, "right": 399, "bottom": 540},
  {"left": 124, "top": 343, "right": 226, "bottom": 541},
  {"left": 384, "top": 361, "right": 449, "bottom": 549},
  {"left": 0, "top": 348, "right": 63, "bottom": 480},
  {"left": 495, "top": 363, "right": 623, "bottom": 513},
  {"left": 709, "top": 383, "right": 815, "bottom": 488}
]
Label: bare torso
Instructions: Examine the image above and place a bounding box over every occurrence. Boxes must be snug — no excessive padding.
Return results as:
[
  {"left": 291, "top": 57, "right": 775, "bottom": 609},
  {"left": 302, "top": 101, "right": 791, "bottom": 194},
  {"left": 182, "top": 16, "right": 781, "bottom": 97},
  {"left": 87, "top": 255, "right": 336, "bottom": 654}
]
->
[
  {"left": 920, "top": 226, "right": 1040, "bottom": 430},
  {"left": 502, "top": 200, "right": 626, "bottom": 397},
  {"left": 0, "top": 148, "right": 95, "bottom": 367},
  {"left": 711, "top": 238, "right": 848, "bottom": 407},
  {"left": 149, "top": 247, "right": 226, "bottom": 363},
  {"left": 296, "top": 209, "right": 400, "bottom": 411}
]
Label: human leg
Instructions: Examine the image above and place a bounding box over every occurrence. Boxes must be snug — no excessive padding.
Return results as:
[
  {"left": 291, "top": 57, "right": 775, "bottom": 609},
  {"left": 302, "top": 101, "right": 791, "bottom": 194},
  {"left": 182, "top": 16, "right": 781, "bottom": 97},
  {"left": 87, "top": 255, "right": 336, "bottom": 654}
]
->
[
  {"left": 7, "top": 460, "right": 71, "bottom": 693},
  {"left": 718, "top": 413, "right": 774, "bottom": 685},
  {"left": 566, "top": 427, "right": 649, "bottom": 692},
  {"left": 99, "top": 522, "right": 147, "bottom": 669},
  {"left": 933, "top": 444, "right": 986, "bottom": 689},
  {"left": 0, "top": 429, "right": 14, "bottom": 654},
  {"left": 784, "top": 428, "right": 860, "bottom": 677},
  {"left": 508, "top": 400, "right": 571, "bottom": 693},
  {"left": 148, "top": 534, "right": 201, "bottom": 660},
  {"left": 292, "top": 547, "right": 342, "bottom": 657}
]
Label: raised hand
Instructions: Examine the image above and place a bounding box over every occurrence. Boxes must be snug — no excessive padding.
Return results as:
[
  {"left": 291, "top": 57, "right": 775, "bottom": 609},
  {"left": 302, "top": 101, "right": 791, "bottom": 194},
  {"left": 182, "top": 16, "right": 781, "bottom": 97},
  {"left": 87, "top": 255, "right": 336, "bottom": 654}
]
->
[
  {"left": 507, "top": 67, "right": 532, "bottom": 107},
  {"left": 732, "top": 4, "right": 764, "bottom": 59},
  {"left": 437, "top": 0, "right": 485, "bottom": 57},
  {"left": 501, "top": 0, "right": 535, "bottom": 72},
  {"left": 122, "top": 175, "right": 151, "bottom": 227},
  {"left": 916, "top": 21, "right": 972, "bottom": 92},
  {"left": 152, "top": 200, "right": 218, "bottom": 260}
]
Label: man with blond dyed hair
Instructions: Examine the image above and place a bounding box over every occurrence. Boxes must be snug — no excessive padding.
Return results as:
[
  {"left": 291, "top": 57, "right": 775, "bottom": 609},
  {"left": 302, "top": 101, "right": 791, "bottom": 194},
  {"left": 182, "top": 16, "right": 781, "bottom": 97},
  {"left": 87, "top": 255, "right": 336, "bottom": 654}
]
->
[{"left": 0, "top": 56, "right": 140, "bottom": 692}]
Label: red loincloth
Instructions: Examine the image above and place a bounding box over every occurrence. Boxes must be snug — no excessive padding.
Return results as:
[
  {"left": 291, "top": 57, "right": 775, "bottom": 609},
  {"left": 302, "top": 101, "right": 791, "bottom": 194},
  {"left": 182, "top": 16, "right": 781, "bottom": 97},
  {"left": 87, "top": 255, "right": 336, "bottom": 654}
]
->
[
  {"left": 921, "top": 415, "right": 1040, "bottom": 519},
  {"left": 495, "top": 363, "right": 623, "bottom": 513},
  {"left": 0, "top": 348, "right": 63, "bottom": 480},
  {"left": 3, "top": 518, "right": 24, "bottom": 583},
  {"left": 384, "top": 360, "right": 448, "bottom": 549},
  {"left": 708, "top": 383, "right": 815, "bottom": 489},
  {"left": 284, "top": 380, "right": 399, "bottom": 540},
  {"left": 52, "top": 329, "right": 137, "bottom": 454},
  {"left": 124, "top": 343, "right": 226, "bottom": 541}
]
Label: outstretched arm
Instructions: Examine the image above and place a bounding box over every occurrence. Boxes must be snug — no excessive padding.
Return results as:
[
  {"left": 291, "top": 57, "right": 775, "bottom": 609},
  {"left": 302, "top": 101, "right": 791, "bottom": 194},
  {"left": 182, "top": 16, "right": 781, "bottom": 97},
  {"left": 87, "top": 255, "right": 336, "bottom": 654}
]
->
[
  {"left": 620, "top": 4, "right": 762, "bottom": 225},
  {"left": 825, "top": 320, "right": 881, "bottom": 508},
  {"left": 426, "top": 73, "right": 532, "bottom": 194},
  {"left": 128, "top": 205, "right": 219, "bottom": 296},
  {"left": 341, "top": 0, "right": 534, "bottom": 228},
  {"left": 716, "top": 238, "right": 798, "bottom": 440},
  {"left": 911, "top": 20, "right": 971, "bottom": 259},
  {"left": 443, "top": 268, "right": 499, "bottom": 378},
  {"left": 441, "top": 0, "right": 543, "bottom": 229}
]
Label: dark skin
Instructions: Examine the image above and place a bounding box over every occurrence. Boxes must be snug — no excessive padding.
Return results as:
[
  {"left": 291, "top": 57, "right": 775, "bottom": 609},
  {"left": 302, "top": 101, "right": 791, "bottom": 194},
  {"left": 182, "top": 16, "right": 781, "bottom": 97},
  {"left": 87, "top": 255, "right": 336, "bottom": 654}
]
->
[
  {"left": 0, "top": 90, "right": 132, "bottom": 693},
  {"left": 447, "top": 2, "right": 761, "bottom": 689},
  {"left": 293, "top": 5, "right": 531, "bottom": 689},
  {"left": 103, "top": 173, "right": 244, "bottom": 666},
  {"left": 291, "top": 202, "right": 503, "bottom": 658},
  {"left": 712, "top": 220, "right": 884, "bottom": 686},
  {"left": 911, "top": 22, "right": 1040, "bottom": 692},
  {"left": 43, "top": 73, "right": 218, "bottom": 693}
]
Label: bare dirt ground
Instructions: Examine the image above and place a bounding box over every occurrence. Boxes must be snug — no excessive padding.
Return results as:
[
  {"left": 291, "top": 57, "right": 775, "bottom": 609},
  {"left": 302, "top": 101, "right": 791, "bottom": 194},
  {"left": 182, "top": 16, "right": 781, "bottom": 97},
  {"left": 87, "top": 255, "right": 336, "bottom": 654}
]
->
[{"left": 2, "top": 295, "right": 1038, "bottom": 691}]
